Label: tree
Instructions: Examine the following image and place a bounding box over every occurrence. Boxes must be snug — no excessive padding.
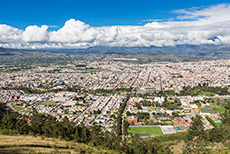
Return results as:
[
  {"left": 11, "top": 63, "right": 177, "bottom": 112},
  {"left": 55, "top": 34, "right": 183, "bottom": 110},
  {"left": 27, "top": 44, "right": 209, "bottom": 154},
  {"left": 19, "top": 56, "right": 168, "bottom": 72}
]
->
[
  {"left": 184, "top": 115, "right": 209, "bottom": 154},
  {"left": 60, "top": 116, "right": 75, "bottom": 140},
  {"left": 17, "top": 117, "right": 30, "bottom": 134},
  {"left": 135, "top": 102, "right": 142, "bottom": 109},
  {"left": 123, "top": 135, "right": 172, "bottom": 154},
  {"left": 42, "top": 115, "right": 56, "bottom": 137},
  {"left": 220, "top": 105, "right": 230, "bottom": 143},
  {"left": 81, "top": 123, "right": 89, "bottom": 143},
  {"left": 0, "top": 103, "right": 7, "bottom": 121},
  {"left": 31, "top": 109, "right": 46, "bottom": 135},
  {"left": 206, "top": 116, "right": 217, "bottom": 127},
  {"left": 90, "top": 123, "right": 103, "bottom": 146},
  {"left": 1, "top": 112, "right": 19, "bottom": 130},
  {"left": 123, "top": 119, "right": 130, "bottom": 136},
  {"left": 74, "top": 126, "right": 81, "bottom": 142},
  {"left": 209, "top": 127, "right": 223, "bottom": 143}
]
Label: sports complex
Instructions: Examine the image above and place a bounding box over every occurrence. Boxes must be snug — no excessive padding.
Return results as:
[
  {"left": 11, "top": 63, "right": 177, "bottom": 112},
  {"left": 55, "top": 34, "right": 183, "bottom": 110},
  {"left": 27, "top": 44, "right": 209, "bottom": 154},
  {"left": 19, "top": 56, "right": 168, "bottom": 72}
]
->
[{"left": 128, "top": 125, "right": 177, "bottom": 137}]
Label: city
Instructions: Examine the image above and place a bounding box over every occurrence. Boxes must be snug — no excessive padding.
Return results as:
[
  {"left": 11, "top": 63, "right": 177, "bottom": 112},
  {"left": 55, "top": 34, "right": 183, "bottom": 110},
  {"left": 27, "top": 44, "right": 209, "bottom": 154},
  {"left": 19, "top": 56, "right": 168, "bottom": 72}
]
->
[
  {"left": 1, "top": 59, "right": 229, "bottom": 135},
  {"left": 1, "top": 0, "right": 230, "bottom": 153}
]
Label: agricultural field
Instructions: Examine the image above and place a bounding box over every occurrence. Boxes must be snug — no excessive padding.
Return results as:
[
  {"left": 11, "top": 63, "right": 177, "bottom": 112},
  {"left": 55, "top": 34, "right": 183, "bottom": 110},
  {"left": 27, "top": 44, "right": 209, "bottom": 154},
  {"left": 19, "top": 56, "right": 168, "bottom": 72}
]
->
[{"left": 128, "top": 126, "right": 163, "bottom": 135}]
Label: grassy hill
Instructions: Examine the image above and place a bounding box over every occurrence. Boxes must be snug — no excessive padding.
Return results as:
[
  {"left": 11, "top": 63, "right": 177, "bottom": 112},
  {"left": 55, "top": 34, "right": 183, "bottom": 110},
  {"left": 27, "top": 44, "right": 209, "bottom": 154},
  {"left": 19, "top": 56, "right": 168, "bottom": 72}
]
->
[{"left": 0, "top": 134, "right": 118, "bottom": 154}]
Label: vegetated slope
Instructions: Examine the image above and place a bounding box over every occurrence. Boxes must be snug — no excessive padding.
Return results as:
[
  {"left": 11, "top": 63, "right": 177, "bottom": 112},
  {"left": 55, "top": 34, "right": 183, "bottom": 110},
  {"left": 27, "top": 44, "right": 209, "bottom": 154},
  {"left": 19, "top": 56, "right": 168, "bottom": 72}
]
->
[{"left": 0, "top": 134, "right": 117, "bottom": 154}]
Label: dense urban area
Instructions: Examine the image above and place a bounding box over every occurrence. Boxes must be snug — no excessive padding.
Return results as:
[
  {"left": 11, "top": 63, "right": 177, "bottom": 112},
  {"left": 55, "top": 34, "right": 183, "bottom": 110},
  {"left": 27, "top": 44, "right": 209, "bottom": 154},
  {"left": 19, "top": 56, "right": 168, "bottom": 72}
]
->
[{"left": 0, "top": 52, "right": 230, "bottom": 153}]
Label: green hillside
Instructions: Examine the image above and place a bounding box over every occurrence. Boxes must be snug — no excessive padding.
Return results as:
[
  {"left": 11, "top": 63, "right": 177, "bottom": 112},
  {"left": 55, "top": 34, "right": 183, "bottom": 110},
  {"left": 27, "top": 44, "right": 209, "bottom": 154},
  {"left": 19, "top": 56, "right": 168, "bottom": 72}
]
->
[{"left": 0, "top": 134, "right": 117, "bottom": 154}]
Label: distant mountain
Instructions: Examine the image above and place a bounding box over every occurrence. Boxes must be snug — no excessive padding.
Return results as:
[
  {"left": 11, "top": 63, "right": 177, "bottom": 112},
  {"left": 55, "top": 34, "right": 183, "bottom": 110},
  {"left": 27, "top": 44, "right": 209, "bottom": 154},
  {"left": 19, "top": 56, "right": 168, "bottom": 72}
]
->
[
  {"left": 40, "top": 44, "right": 230, "bottom": 59},
  {"left": 1, "top": 44, "right": 230, "bottom": 59}
]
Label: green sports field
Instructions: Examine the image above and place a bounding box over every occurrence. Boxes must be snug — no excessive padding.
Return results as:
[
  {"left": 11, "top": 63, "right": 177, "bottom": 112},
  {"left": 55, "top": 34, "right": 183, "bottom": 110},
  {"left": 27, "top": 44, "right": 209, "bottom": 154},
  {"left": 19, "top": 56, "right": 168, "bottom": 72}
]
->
[{"left": 128, "top": 126, "right": 163, "bottom": 135}]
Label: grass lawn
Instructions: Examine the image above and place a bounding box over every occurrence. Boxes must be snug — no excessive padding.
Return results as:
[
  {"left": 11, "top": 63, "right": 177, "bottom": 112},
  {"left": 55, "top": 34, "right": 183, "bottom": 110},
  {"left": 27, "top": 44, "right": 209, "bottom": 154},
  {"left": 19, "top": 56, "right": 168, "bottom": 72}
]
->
[
  {"left": 199, "top": 92, "right": 215, "bottom": 96},
  {"left": 167, "top": 100, "right": 175, "bottom": 103},
  {"left": 148, "top": 107, "right": 162, "bottom": 110},
  {"left": 129, "top": 126, "right": 163, "bottom": 135},
  {"left": 183, "top": 109, "right": 191, "bottom": 113},
  {"left": 162, "top": 121, "right": 173, "bottom": 125},
  {"left": 214, "top": 107, "right": 226, "bottom": 113},
  {"left": 20, "top": 110, "right": 31, "bottom": 113},
  {"left": 215, "top": 123, "right": 222, "bottom": 127},
  {"left": 11, "top": 104, "right": 23, "bottom": 111},
  {"left": 145, "top": 87, "right": 156, "bottom": 89},
  {"left": 38, "top": 101, "right": 56, "bottom": 105},
  {"left": 200, "top": 107, "right": 215, "bottom": 113},
  {"left": 13, "top": 106, "right": 23, "bottom": 111}
]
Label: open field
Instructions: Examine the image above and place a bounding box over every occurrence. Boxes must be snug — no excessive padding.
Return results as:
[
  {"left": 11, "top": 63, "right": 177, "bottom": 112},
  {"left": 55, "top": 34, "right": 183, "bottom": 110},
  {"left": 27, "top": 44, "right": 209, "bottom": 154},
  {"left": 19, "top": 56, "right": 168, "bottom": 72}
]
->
[
  {"left": 200, "top": 107, "right": 215, "bottom": 113},
  {"left": 0, "top": 134, "right": 117, "bottom": 154},
  {"left": 11, "top": 104, "right": 23, "bottom": 111},
  {"left": 38, "top": 101, "right": 56, "bottom": 105},
  {"left": 147, "top": 107, "right": 162, "bottom": 110},
  {"left": 129, "top": 126, "right": 163, "bottom": 135},
  {"left": 145, "top": 87, "right": 156, "bottom": 89},
  {"left": 214, "top": 107, "right": 226, "bottom": 113},
  {"left": 200, "top": 106, "right": 226, "bottom": 113},
  {"left": 20, "top": 110, "right": 32, "bottom": 113},
  {"left": 13, "top": 106, "right": 23, "bottom": 111},
  {"left": 199, "top": 91, "right": 216, "bottom": 96}
]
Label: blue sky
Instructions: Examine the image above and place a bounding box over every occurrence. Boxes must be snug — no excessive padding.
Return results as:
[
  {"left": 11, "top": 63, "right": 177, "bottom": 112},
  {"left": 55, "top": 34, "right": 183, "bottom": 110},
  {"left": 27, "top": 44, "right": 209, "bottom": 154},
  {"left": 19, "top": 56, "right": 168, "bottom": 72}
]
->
[
  {"left": 1, "top": 1, "right": 230, "bottom": 49},
  {"left": 1, "top": 0, "right": 228, "bottom": 29}
]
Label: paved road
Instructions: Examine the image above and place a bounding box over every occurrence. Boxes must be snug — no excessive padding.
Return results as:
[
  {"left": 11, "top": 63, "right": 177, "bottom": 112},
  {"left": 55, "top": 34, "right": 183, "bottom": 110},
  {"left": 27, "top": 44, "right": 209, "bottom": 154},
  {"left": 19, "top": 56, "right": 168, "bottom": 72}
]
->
[
  {"left": 121, "top": 90, "right": 133, "bottom": 139},
  {"left": 145, "top": 71, "right": 151, "bottom": 86},
  {"left": 131, "top": 72, "right": 140, "bottom": 87},
  {"left": 93, "top": 97, "right": 112, "bottom": 122},
  {"left": 187, "top": 101, "right": 195, "bottom": 117},
  {"left": 114, "top": 73, "right": 130, "bottom": 89}
]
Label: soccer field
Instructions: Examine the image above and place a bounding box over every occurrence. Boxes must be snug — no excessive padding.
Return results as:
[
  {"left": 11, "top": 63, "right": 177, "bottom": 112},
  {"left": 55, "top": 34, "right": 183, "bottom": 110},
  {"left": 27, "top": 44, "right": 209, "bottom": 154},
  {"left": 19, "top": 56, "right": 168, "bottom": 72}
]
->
[{"left": 128, "top": 126, "right": 163, "bottom": 135}]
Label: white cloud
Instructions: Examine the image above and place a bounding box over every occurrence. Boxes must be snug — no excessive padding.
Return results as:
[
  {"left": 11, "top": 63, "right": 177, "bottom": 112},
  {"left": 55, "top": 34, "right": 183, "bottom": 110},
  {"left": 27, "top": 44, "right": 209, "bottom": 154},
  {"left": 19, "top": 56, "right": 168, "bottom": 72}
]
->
[
  {"left": 0, "top": 25, "right": 22, "bottom": 43},
  {"left": 1, "top": 3, "right": 230, "bottom": 49},
  {"left": 49, "top": 19, "right": 95, "bottom": 43},
  {"left": 22, "top": 25, "right": 49, "bottom": 42}
]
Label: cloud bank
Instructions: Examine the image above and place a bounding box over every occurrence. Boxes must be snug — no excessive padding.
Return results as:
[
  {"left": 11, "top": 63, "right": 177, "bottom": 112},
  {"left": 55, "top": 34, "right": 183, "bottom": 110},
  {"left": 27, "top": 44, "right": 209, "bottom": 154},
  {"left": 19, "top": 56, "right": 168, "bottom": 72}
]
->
[{"left": 1, "top": 3, "right": 230, "bottom": 49}]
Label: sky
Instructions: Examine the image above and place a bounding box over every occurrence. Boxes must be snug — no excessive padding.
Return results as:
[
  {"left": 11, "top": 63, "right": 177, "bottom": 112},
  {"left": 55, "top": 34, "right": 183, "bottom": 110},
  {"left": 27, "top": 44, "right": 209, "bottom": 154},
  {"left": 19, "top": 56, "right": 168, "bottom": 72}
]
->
[{"left": 1, "top": 0, "right": 230, "bottom": 49}]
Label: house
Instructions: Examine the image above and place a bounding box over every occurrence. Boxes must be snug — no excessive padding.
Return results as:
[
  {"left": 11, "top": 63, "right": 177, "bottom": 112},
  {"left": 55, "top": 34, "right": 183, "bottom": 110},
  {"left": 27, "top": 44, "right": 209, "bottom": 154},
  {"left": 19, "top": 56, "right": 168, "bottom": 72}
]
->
[
  {"left": 190, "top": 104, "right": 198, "bottom": 109},
  {"left": 194, "top": 109, "right": 201, "bottom": 114},
  {"left": 127, "top": 115, "right": 138, "bottom": 124},
  {"left": 184, "top": 117, "right": 192, "bottom": 125},
  {"left": 174, "top": 117, "right": 185, "bottom": 125}
]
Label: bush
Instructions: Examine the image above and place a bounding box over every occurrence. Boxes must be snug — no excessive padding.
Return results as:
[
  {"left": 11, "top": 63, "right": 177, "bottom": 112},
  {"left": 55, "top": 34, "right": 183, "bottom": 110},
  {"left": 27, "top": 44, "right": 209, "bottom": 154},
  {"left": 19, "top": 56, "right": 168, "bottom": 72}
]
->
[{"left": 0, "top": 129, "right": 18, "bottom": 135}]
